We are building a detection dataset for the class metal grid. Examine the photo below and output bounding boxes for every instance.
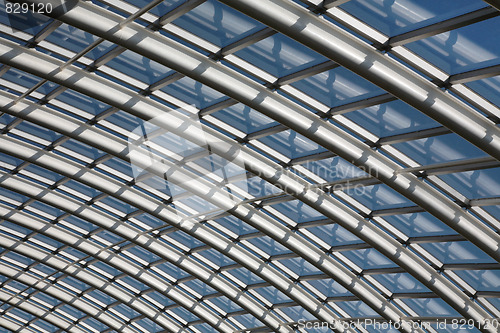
[0,0,499,332]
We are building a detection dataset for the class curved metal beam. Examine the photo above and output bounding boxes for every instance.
[0,236,142,333]
[17,0,498,274]
[0,87,486,332]
[0,261,145,333]
[0,130,353,331]
[0,92,407,332]
[0,40,494,332]
[31,0,499,266]
[0,204,232,333]
[0,290,93,333]
[219,0,500,161]
[0,174,289,333]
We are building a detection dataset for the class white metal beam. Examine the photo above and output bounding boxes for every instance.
[217,0,500,160]
[0,136,359,330]
[0,235,151,333]
[0,80,423,333]
[0,172,290,333]
[25,0,500,267]
[0,55,408,332]
[0,204,233,333]
[0,264,121,333]
[0,42,493,331]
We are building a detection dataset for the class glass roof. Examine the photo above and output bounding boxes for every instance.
[0,0,499,332]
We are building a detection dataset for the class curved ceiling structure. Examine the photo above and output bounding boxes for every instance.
[0,0,499,332]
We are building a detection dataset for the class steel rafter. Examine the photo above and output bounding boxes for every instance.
[0,17,494,330]
[0,49,492,333]
[34,0,498,270]
[0,172,291,333]
[0,45,420,332]
[0,290,87,333]
[0,204,236,333]
[0,0,498,328]
[0,235,164,333]
[0,132,354,331]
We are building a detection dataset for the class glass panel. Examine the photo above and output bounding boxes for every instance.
[339,0,488,37]
[23,164,64,183]
[225,267,265,286]
[371,273,430,293]
[155,261,191,280]
[232,314,263,331]
[191,323,217,333]
[1,68,40,89]
[420,241,496,264]
[119,276,149,292]
[101,157,136,179]
[254,286,291,304]
[392,133,487,165]
[246,236,291,256]
[196,248,236,267]
[342,248,398,269]
[344,100,439,137]
[55,89,110,116]
[8,308,35,323]
[246,176,282,198]
[455,270,500,292]
[3,252,35,267]
[59,215,98,234]
[208,295,243,314]
[406,17,500,74]
[336,300,378,318]
[173,0,265,47]
[181,279,216,297]
[437,168,500,199]
[345,184,412,211]
[483,205,500,222]
[290,67,384,107]
[278,257,323,275]
[302,156,369,182]
[212,103,278,135]
[33,319,59,333]
[45,23,111,58]
[401,298,460,317]
[83,317,109,332]
[113,303,140,320]
[212,216,255,237]
[161,76,226,109]
[136,318,162,333]
[126,245,161,264]
[58,304,85,319]
[383,212,456,237]
[133,213,165,229]
[0,113,15,127]
[167,230,204,249]
[104,110,144,133]
[235,33,328,77]
[105,49,173,85]
[272,200,324,223]
[146,291,177,307]
[307,279,352,298]
[466,75,500,108]
[59,139,106,161]
[258,130,327,159]
[147,0,185,17]
[307,223,362,246]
